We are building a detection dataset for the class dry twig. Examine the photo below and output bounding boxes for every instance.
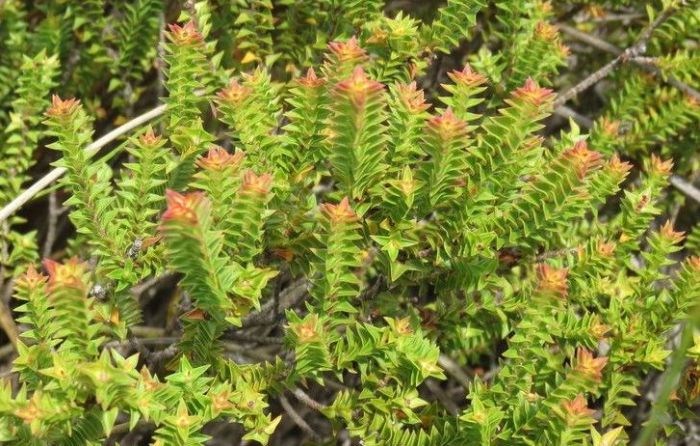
[0,104,166,223]
[554,4,680,108]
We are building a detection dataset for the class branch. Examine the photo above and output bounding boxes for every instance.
[42,191,62,258]
[241,279,310,327]
[0,104,166,223]
[670,175,700,205]
[553,57,622,108]
[559,20,700,104]
[291,387,327,411]
[438,354,471,388]
[425,379,459,415]
[0,299,18,349]
[224,332,284,345]
[554,4,679,108]
[279,395,321,440]
[555,105,594,129]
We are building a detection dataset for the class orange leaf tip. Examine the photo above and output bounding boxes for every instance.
[43,257,88,290]
[167,21,203,45]
[162,189,206,224]
[297,68,325,88]
[512,77,555,106]
[427,108,467,140]
[217,79,252,105]
[649,154,673,176]
[395,82,429,113]
[46,95,81,117]
[447,64,487,87]
[562,394,595,420]
[196,147,245,171]
[327,36,367,63]
[241,171,273,195]
[335,66,384,107]
[659,220,685,244]
[564,140,603,179]
[536,263,569,297]
[320,197,358,224]
[139,127,163,147]
[17,264,47,289]
[574,348,608,381]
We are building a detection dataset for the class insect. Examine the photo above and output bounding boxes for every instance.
[127,239,143,260]
[89,283,107,301]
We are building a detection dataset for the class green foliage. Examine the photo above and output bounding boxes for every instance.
[0,2,699,445]
[0,51,59,273]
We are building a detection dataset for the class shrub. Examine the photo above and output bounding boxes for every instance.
[0,1,699,445]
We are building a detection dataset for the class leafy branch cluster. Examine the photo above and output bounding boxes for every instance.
[0,1,699,445]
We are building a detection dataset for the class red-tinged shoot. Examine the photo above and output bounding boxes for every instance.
[297,68,325,88]
[45,95,81,118]
[196,146,245,172]
[606,154,633,182]
[167,21,204,45]
[162,189,207,225]
[395,82,430,113]
[659,220,685,244]
[562,394,595,422]
[534,22,558,41]
[16,264,48,289]
[556,42,571,58]
[43,258,88,291]
[599,117,621,137]
[427,108,467,141]
[320,197,358,225]
[512,77,555,107]
[139,127,163,147]
[649,154,674,177]
[327,36,367,65]
[447,64,488,88]
[574,348,608,382]
[335,66,384,108]
[210,388,233,415]
[217,79,252,106]
[536,263,569,297]
[564,140,603,179]
[240,170,273,195]
[596,240,616,257]
[687,256,700,272]
[289,313,322,342]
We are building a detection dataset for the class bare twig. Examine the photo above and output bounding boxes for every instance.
[104,336,178,350]
[560,19,700,104]
[292,387,327,411]
[438,354,471,388]
[425,379,459,415]
[242,279,309,327]
[279,395,320,440]
[558,24,621,54]
[554,4,679,108]
[554,57,623,108]
[0,342,15,360]
[590,12,644,24]
[225,332,284,345]
[2,277,14,305]
[42,191,61,258]
[555,105,594,128]
[109,420,154,437]
[0,104,167,223]
[0,299,18,349]
[131,272,177,307]
[670,175,700,205]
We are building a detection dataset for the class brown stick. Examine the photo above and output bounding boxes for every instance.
[559,19,700,104]
[554,4,680,108]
